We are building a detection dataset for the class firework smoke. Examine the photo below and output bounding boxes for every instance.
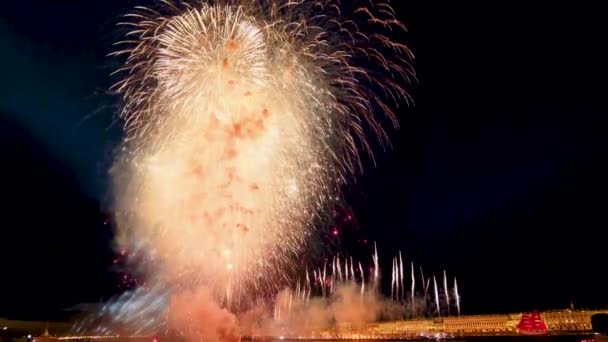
[254,251,460,338]
[73,247,462,338]
[263,284,380,336]
[108,0,411,339]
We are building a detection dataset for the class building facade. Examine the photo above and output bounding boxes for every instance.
[319,309,608,339]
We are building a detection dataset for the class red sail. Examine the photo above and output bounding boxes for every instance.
[517,311,548,333]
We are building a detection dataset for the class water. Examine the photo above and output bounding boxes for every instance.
[454,336,594,342]
[253,336,595,342]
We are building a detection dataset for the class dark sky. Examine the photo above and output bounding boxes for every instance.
[2,1,608,320]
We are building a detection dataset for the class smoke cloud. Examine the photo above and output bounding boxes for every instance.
[168,287,240,342]
[238,284,422,337]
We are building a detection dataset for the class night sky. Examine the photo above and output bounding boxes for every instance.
[2,1,608,320]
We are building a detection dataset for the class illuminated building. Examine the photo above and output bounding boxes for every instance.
[313,309,608,339]
[543,309,598,331]
[4,309,608,341]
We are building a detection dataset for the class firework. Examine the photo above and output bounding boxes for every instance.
[433,275,440,317]
[399,251,404,302]
[274,247,462,326]
[454,277,461,316]
[443,270,450,315]
[373,242,380,287]
[108,0,412,338]
[391,258,396,300]
[358,262,365,295]
[410,261,415,312]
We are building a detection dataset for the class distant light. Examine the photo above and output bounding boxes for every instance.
[27,334,32,338]
[2,326,7,330]
[279,336,284,340]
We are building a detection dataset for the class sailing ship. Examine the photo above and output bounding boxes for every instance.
[517,311,548,335]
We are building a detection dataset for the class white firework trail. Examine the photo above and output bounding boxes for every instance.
[373,242,380,288]
[345,257,350,282]
[443,270,450,316]
[454,276,461,316]
[322,263,327,297]
[433,275,440,317]
[350,257,355,282]
[399,251,404,302]
[307,269,312,303]
[337,254,343,283]
[410,261,415,312]
[332,256,337,285]
[305,267,311,301]
[71,286,169,336]
[425,273,431,299]
[391,257,396,300]
[394,257,398,302]
[420,266,426,298]
[358,261,365,296]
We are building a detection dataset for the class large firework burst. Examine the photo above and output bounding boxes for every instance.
[110,0,413,310]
